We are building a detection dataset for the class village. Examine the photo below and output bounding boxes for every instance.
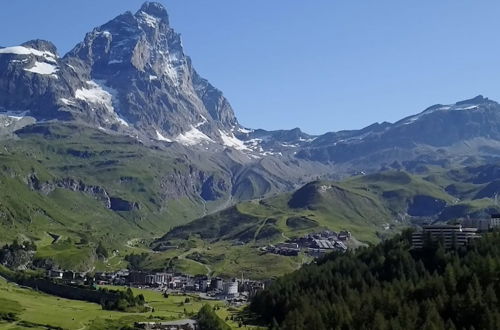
[47,267,267,306]
[43,216,500,311]
[44,229,355,306]
[262,229,351,257]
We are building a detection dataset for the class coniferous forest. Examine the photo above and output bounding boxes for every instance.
[250,230,500,330]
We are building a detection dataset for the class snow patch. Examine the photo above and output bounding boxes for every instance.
[281,143,299,148]
[237,127,253,134]
[456,105,479,110]
[245,138,263,146]
[194,115,208,128]
[156,130,171,142]
[10,59,29,64]
[175,126,214,146]
[24,62,58,77]
[74,80,128,127]
[0,110,30,121]
[159,50,183,85]
[116,117,129,127]
[137,11,159,27]
[261,151,280,156]
[75,81,115,113]
[401,102,482,126]
[219,130,250,151]
[60,98,76,106]
[0,46,57,63]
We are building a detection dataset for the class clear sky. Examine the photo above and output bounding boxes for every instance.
[1,1,499,134]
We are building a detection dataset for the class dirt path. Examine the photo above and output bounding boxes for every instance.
[177,248,212,277]
[281,232,290,240]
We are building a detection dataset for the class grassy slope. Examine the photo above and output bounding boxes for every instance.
[164,171,451,245]
[3,122,500,279]
[0,123,212,271]
[155,169,500,278]
[0,276,253,330]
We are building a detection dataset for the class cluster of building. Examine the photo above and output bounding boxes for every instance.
[263,230,350,258]
[411,215,500,249]
[47,267,265,303]
[127,272,266,303]
[462,215,500,232]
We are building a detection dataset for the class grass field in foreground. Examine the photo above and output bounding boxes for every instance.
[0,277,257,329]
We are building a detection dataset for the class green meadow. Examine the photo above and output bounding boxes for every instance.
[0,277,258,329]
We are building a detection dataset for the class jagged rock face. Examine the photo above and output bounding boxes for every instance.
[27,174,140,212]
[0,40,131,129]
[0,2,239,144]
[109,197,139,211]
[158,166,231,202]
[0,40,72,120]
[65,1,238,138]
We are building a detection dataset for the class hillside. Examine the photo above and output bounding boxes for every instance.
[3,121,499,278]
[0,274,239,329]
[0,123,209,270]
[149,167,500,278]
[0,121,328,274]
[161,168,500,246]
[250,230,500,329]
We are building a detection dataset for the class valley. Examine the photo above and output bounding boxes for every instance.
[1,1,500,329]
[2,120,500,279]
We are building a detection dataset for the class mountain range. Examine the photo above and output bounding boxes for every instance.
[3,2,500,172]
[2,2,500,273]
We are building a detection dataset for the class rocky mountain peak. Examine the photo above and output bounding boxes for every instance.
[21,40,58,55]
[0,2,244,148]
[455,95,490,106]
[422,95,495,114]
[57,2,240,144]
[136,2,170,25]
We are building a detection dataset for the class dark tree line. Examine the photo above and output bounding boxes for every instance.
[0,239,36,269]
[99,287,145,312]
[124,252,149,270]
[250,230,500,330]
[196,304,231,330]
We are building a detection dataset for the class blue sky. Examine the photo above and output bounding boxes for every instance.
[1,1,499,134]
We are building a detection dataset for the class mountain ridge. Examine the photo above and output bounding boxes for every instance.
[2,2,499,163]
